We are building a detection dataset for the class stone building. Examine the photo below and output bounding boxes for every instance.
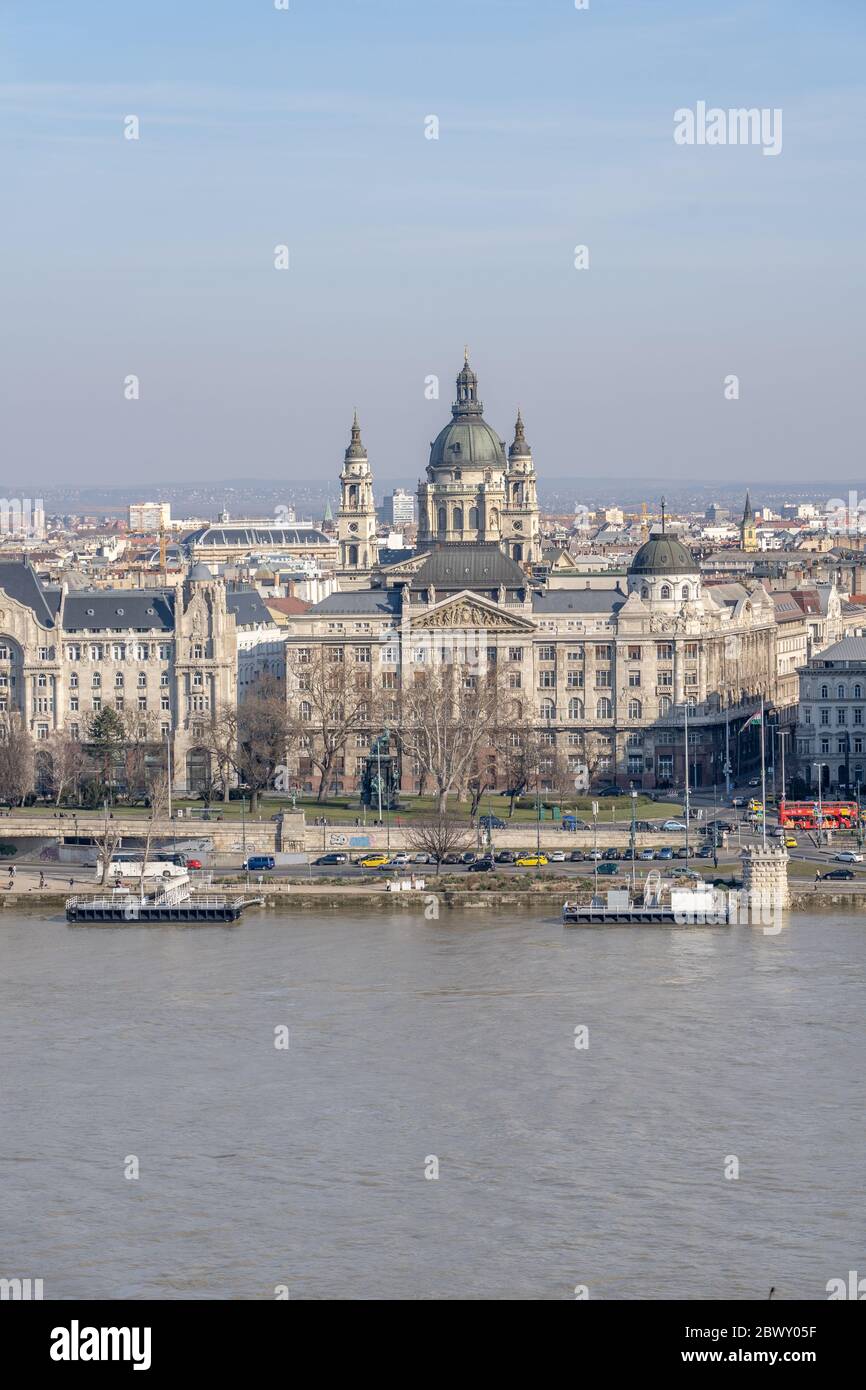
[0,559,247,794]
[283,529,788,795]
[795,636,866,792]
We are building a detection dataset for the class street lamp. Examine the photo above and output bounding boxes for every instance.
[629,789,637,892]
[812,762,827,847]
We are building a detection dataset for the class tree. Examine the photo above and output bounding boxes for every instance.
[286,647,375,801]
[138,771,170,894]
[405,816,471,875]
[397,663,507,815]
[203,708,237,803]
[501,724,542,816]
[0,715,35,806]
[94,804,123,887]
[44,732,89,805]
[233,675,290,815]
[86,706,126,802]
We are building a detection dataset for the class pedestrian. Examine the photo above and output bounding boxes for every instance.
[39,872,45,889]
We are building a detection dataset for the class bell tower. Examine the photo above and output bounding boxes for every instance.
[741,491,758,552]
[501,410,541,564]
[337,412,378,572]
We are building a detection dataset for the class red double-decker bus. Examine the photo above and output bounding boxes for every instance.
[778,799,858,830]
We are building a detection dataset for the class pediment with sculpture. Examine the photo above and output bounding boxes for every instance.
[410,592,535,632]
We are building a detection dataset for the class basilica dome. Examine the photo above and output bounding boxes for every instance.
[427,351,507,474]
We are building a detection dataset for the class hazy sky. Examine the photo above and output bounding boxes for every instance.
[1,0,863,493]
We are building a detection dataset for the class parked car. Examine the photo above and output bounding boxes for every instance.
[662,820,687,832]
[587,849,603,860]
[731,797,746,808]
[357,853,389,869]
[822,868,855,880]
[748,778,761,787]
[389,852,411,866]
[598,786,626,797]
[460,851,476,865]
[561,815,589,831]
[656,847,674,860]
[602,847,620,860]
[185,858,204,870]
[313,852,348,865]
[442,853,462,865]
[467,857,495,872]
[515,853,548,867]
[638,848,655,861]
[412,852,434,864]
[596,861,619,874]
[244,854,275,872]
[548,850,566,862]
[834,851,863,863]
[496,850,517,863]
[478,815,506,829]
[569,849,586,862]
[716,821,735,833]
[636,821,653,833]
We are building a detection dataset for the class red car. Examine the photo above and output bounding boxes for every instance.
[185,858,203,870]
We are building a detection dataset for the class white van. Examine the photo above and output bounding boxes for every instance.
[95,857,187,882]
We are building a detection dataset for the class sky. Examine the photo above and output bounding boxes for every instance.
[0,0,863,495]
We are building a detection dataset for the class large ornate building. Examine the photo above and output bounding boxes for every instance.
[284,526,788,795]
[0,560,268,793]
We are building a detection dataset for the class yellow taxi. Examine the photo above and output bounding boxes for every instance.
[784,836,798,848]
[357,853,389,869]
[515,853,548,868]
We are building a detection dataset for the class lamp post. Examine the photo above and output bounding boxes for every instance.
[812,762,826,847]
[778,729,788,804]
[630,789,637,893]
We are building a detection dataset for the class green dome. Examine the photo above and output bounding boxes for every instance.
[429,415,506,472]
[629,534,696,575]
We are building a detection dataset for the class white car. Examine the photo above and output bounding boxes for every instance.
[548,850,566,862]
[389,852,411,866]
[834,851,863,863]
[662,820,687,832]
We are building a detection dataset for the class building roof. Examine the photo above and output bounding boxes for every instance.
[62,591,175,631]
[265,596,313,617]
[186,526,333,548]
[309,589,402,616]
[0,560,57,628]
[411,543,527,591]
[226,589,274,627]
[811,637,866,664]
[628,534,697,576]
[532,587,627,615]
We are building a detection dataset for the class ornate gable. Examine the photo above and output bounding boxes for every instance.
[410,590,534,632]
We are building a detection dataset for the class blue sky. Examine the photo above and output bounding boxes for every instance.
[1,0,863,492]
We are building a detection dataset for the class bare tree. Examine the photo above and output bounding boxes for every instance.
[204,708,237,803]
[44,732,89,806]
[233,674,290,815]
[500,722,542,816]
[0,714,35,806]
[286,647,375,802]
[138,771,171,895]
[94,805,123,887]
[404,816,471,874]
[397,664,506,815]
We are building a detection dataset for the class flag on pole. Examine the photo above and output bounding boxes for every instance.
[737,711,762,736]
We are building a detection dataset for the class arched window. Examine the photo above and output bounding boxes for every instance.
[452,507,463,531]
[299,701,312,722]
[468,506,479,529]
[568,697,584,720]
[628,699,642,719]
[855,685,862,699]
[437,507,447,532]
[659,695,672,716]
[660,584,671,600]
[681,585,689,599]
[838,684,845,699]
[641,585,649,600]
[540,699,556,720]
[115,672,124,688]
[513,543,523,561]
[596,697,612,719]
[348,544,358,566]
[821,684,828,699]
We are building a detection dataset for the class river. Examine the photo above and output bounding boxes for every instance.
[1,907,864,1299]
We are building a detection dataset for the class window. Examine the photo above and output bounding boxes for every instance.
[681,586,690,600]
[566,671,583,688]
[138,672,147,688]
[820,708,830,726]
[327,647,344,663]
[539,646,555,662]
[856,709,864,726]
[539,699,556,720]
[508,671,522,689]
[657,755,673,779]
[627,646,640,661]
[628,670,641,687]
[595,669,611,688]
[595,645,611,660]
[820,684,828,699]
[685,643,698,659]
[658,670,673,687]
[567,647,584,661]
[657,643,673,660]
[659,696,672,716]
[161,695,170,710]
[596,697,612,719]
[508,647,523,662]
[628,699,642,719]
[115,672,124,688]
[138,696,147,711]
[838,684,845,699]
[641,585,649,600]
[354,646,371,663]
[568,697,584,719]
[838,709,847,725]
[856,685,863,699]
[539,670,556,688]
[160,672,169,687]
[660,585,671,600]
[91,673,101,689]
